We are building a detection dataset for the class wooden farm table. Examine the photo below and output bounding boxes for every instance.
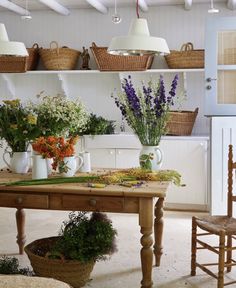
[0,171,169,288]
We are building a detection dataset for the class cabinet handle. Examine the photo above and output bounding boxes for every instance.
[89,199,97,206]
[206,77,217,82]
[109,150,114,155]
[117,150,121,155]
[16,197,23,204]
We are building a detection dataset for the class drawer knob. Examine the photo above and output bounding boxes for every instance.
[16,197,23,204]
[89,199,97,206]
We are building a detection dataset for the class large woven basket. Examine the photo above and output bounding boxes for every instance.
[27,43,40,70]
[165,43,204,69]
[25,236,95,288]
[0,56,27,72]
[40,41,80,70]
[166,108,199,136]
[90,42,154,71]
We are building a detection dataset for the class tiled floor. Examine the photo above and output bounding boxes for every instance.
[0,208,235,288]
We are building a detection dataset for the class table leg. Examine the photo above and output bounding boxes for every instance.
[139,198,153,288]
[153,198,164,267]
[16,208,26,255]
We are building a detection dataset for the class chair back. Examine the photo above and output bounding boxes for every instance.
[228,144,236,217]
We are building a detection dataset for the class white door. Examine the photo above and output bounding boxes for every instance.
[88,148,116,169]
[211,117,236,215]
[115,149,140,169]
[205,17,236,116]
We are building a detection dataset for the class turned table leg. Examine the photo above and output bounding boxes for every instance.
[16,208,26,254]
[153,198,164,267]
[139,198,153,288]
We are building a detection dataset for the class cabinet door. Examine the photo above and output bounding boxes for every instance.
[116,149,140,169]
[87,149,116,169]
[160,139,209,210]
[205,17,236,115]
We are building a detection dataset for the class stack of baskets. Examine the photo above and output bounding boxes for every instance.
[165,43,204,69]
[166,108,199,136]
[40,41,80,70]
[90,42,154,71]
[0,56,28,73]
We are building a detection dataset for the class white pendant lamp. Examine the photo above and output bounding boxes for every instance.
[0,23,28,56]
[108,0,169,56]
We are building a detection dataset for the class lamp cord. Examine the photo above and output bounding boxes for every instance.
[136,0,140,18]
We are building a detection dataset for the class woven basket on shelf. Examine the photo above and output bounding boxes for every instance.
[27,43,40,70]
[25,236,95,288]
[166,108,199,136]
[165,43,204,69]
[40,41,80,70]
[90,42,154,71]
[0,56,28,72]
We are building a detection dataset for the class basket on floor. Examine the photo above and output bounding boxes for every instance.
[25,236,95,288]
[166,108,199,136]
[90,42,154,71]
[27,43,40,70]
[40,41,80,70]
[165,43,204,69]
[0,56,28,72]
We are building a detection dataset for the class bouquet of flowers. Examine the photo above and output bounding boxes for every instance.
[0,99,39,152]
[32,93,88,137]
[32,136,77,173]
[112,75,178,146]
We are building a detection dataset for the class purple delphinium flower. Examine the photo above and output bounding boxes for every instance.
[143,84,153,107]
[167,74,178,104]
[122,76,142,117]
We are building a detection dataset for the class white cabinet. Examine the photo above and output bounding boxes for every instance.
[82,135,209,211]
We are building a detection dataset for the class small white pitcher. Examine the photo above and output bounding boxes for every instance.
[3,150,30,174]
[79,151,91,173]
[61,155,83,177]
[32,155,48,179]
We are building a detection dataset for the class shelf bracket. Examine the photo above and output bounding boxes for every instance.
[1,74,16,97]
[57,73,69,97]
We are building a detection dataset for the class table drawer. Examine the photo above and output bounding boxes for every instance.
[0,193,49,209]
[62,195,124,212]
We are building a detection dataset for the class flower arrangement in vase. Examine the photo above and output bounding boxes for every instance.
[0,99,40,173]
[32,136,83,177]
[112,75,178,171]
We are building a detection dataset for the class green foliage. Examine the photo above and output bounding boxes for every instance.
[0,99,40,152]
[80,113,115,135]
[51,212,117,263]
[0,256,33,276]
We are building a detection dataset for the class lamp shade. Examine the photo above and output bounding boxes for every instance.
[108,18,170,56]
[0,23,28,56]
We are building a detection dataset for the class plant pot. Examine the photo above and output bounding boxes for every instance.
[139,145,163,171]
[24,236,95,288]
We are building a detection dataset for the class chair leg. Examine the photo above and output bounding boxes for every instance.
[218,232,226,288]
[191,216,197,276]
[226,235,232,273]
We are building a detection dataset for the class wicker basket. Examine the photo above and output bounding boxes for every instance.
[25,236,95,288]
[40,41,80,70]
[90,42,154,71]
[166,108,199,136]
[165,43,204,69]
[27,43,40,70]
[0,56,27,72]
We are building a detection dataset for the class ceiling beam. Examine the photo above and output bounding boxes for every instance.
[37,0,70,16]
[184,0,192,10]
[138,0,148,12]
[227,0,236,10]
[0,0,29,15]
[85,0,108,14]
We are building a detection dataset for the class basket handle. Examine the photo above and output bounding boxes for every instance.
[50,41,59,55]
[32,43,39,49]
[180,42,194,51]
[91,42,97,48]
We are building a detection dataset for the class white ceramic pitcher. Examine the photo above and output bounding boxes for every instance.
[32,155,48,179]
[61,155,83,177]
[3,150,30,174]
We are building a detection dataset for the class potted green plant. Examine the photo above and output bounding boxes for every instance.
[24,211,117,288]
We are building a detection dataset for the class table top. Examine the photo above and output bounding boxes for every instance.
[0,170,169,198]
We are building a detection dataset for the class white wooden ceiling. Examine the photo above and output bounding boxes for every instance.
[0,0,233,13]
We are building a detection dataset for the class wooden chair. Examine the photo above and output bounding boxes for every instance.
[191,144,236,288]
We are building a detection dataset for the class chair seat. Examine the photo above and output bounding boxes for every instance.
[195,215,236,235]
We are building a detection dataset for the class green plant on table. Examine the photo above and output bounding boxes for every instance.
[0,99,39,152]
[0,256,33,276]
